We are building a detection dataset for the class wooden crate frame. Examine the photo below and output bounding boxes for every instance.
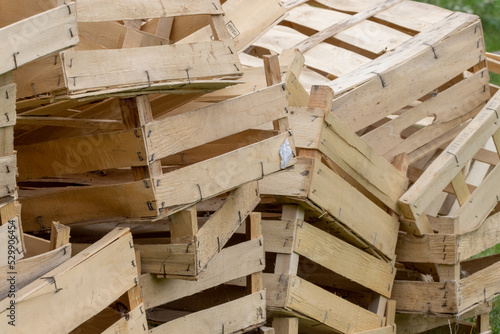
[246,1,489,171]
[259,204,396,334]
[139,212,266,333]
[260,86,404,261]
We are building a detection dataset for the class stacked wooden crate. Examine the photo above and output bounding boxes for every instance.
[2,0,500,333]
[243,0,496,333]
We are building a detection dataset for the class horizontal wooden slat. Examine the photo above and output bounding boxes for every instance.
[76,0,224,22]
[294,222,395,297]
[20,180,157,231]
[392,280,457,314]
[262,220,296,254]
[328,14,483,131]
[0,228,137,333]
[319,113,408,212]
[135,242,196,276]
[396,232,457,264]
[16,116,124,130]
[288,276,383,332]
[309,160,399,259]
[0,4,79,75]
[145,84,287,160]
[61,40,241,94]
[399,91,500,220]
[17,128,147,180]
[458,211,500,261]
[150,291,266,334]
[141,237,265,309]
[156,132,296,209]
[460,257,500,313]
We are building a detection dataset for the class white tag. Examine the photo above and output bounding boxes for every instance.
[279,138,292,169]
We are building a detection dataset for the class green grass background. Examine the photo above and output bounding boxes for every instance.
[417,0,500,331]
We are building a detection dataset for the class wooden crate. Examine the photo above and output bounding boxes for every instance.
[260,204,397,334]
[389,91,500,331]
[0,227,149,334]
[138,212,266,334]
[245,0,489,167]
[17,83,295,231]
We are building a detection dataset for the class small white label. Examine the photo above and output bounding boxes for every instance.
[279,138,292,169]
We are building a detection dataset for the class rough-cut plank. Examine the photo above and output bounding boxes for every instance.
[399,91,500,220]
[308,160,399,259]
[79,21,167,49]
[320,113,408,212]
[0,154,17,198]
[61,40,241,94]
[141,237,264,309]
[328,16,483,131]
[76,0,224,22]
[156,132,296,209]
[0,228,137,333]
[395,232,457,264]
[262,220,296,254]
[0,84,16,128]
[150,291,266,333]
[0,244,71,300]
[294,222,394,297]
[135,242,196,276]
[460,260,500,313]
[196,182,260,271]
[391,280,457,314]
[288,276,383,333]
[178,0,285,52]
[17,128,147,180]
[20,180,157,231]
[0,4,79,75]
[145,84,287,160]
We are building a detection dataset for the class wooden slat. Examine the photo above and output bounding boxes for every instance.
[458,211,500,261]
[178,0,286,52]
[362,69,490,160]
[17,128,147,180]
[20,180,157,231]
[291,0,405,53]
[0,84,16,128]
[0,0,60,27]
[320,113,408,212]
[253,25,371,78]
[0,244,71,300]
[150,291,266,333]
[61,40,241,95]
[399,91,500,220]
[287,276,383,333]
[328,15,483,131]
[294,222,395,297]
[0,228,137,333]
[196,182,260,272]
[391,280,457,314]
[0,4,79,75]
[262,220,296,254]
[135,242,196,276]
[460,260,500,314]
[308,160,399,259]
[0,154,17,198]
[0,217,24,266]
[395,232,457,264]
[16,116,123,130]
[144,84,287,160]
[455,160,500,233]
[156,132,296,209]
[141,237,265,309]
[76,0,224,22]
